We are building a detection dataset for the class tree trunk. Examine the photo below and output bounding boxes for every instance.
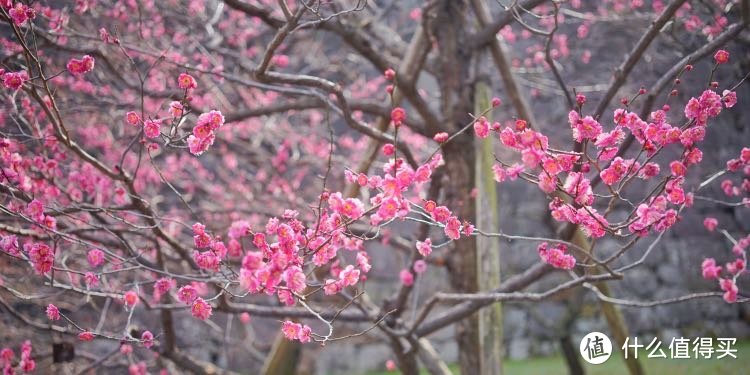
[474,82,504,374]
[432,1,483,373]
[560,335,585,375]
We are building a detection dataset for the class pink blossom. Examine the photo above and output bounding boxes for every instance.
[177,285,198,304]
[722,90,737,108]
[444,216,461,240]
[433,132,449,143]
[390,107,406,125]
[719,278,738,303]
[382,143,395,156]
[713,49,729,64]
[66,55,95,76]
[240,312,251,324]
[191,298,212,320]
[78,332,95,342]
[25,242,54,274]
[168,101,184,117]
[399,269,414,286]
[416,238,432,257]
[283,266,306,293]
[701,258,722,279]
[46,304,60,321]
[703,217,718,232]
[2,71,28,91]
[143,120,161,138]
[87,248,105,267]
[178,73,197,89]
[474,117,490,138]
[669,161,687,177]
[141,331,154,348]
[281,320,310,342]
[726,258,745,275]
[84,272,99,288]
[123,290,139,308]
[413,260,427,274]
[537,242,576,270]
[569,111,602,142]
[125,111,140,126]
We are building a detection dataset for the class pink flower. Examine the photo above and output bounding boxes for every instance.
[416,238,432,257]
[187,133,215,156]
[168,101,184,117]
[413,260,427,274]
[2,71,28,91]
[719,278,738,303]
[143,119,161,138]
[382,143,395,156]
[444,216,461,240]
[154,278,174,294]
[669,161,686,177]
[474,117,490,138]
[569,111,602,142]
[123,290,139,308]
[726,258,745,275]
[703,217,718,232]
[537,172,557,194]
[339,265,360,287]
[84,272,99,288]
[399,269,414,286]
[66,55,95,76]
[390,107,406,125]
[491,97,502,107]
[538,242,576,270]
[240,312,251,324]
[433,132,449,143]
[298,325,312,343]
[701,258,722,279]
[178,73,197,89]
[197,110,225,130]
[8,3,34,25]
[46,304,60,321]
[281,321,302,340]
[141,331,154,348]
[25,242,54,274]
[283,266,307,293]
[722,90,737,108]
[87,248,105,267]
[177,285,198,304]
[713,49,729,64]
[125,111,141,126]
[191,298,212,320]
[386,360,397,371]
[78,332,95,342]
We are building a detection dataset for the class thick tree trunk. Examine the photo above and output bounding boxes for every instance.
[431,1,483,374]
[560,335,585,375]
[474,82,504,374]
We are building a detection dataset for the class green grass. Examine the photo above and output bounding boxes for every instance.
[367,340,750,375]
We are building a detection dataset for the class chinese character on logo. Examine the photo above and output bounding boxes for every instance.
[579,332,613,365]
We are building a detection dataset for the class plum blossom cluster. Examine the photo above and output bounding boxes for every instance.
[1,69,29,91]
[187,110,225,156]
[701,233,748,303]
[489,80,738,241]
[0,341,35,374]
[281,321,312,343]
[537,242,576,270]
[66,55,95,76]
[4,2,36,26]
[722,147,750,201]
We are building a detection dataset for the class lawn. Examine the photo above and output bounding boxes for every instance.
[367,340,750,375]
